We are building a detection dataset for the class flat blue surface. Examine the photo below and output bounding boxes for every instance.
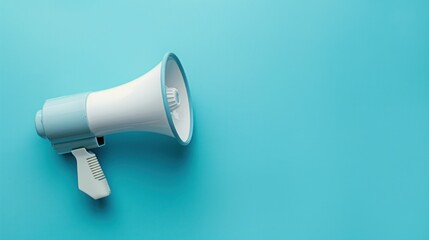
[1,1,428,239]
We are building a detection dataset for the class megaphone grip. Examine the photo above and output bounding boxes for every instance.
[71,148,111,200]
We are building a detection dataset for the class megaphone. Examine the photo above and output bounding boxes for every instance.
[35,52,193,200]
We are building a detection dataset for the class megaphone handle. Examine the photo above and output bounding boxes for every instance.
[71,148,111,200]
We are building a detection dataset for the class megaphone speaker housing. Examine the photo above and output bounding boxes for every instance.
[83,52,193,146]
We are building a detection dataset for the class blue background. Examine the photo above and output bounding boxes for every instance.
[1,0,428,239]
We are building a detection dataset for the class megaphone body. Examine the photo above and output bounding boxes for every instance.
[35,53,193,199]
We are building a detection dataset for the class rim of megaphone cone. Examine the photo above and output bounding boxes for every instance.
[161,52,194,146]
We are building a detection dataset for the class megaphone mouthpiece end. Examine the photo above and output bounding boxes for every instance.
[35,110,46,138]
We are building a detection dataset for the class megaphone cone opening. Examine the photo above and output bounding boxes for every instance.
[161,52,193,146]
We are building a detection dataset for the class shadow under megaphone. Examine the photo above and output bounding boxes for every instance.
[97,131,193,168]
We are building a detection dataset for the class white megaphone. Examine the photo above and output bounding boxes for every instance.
[35,53,193,200]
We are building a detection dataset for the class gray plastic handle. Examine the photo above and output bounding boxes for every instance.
[71,148,111,199]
